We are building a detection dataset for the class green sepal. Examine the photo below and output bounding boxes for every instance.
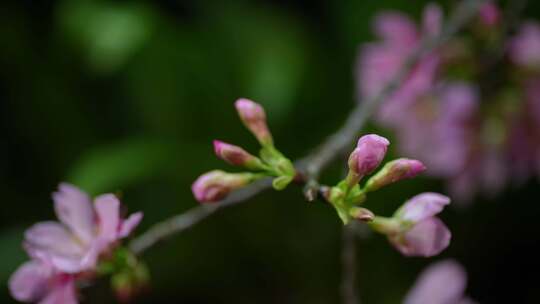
[272,175,294,190]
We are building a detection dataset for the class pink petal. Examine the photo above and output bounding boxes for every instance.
[39,275,78,304]
[94,194,121,242]
[25,222,89,274]
[119,212,143,238]
[397,217,451,257]
[374,12,419,46]
[397,193,450,222]
[9,261,52,302]
[509,22,540,67]
[53,183,95,244]
[25,222,84,257]
[404,259,467,304]
[422,3,443,37]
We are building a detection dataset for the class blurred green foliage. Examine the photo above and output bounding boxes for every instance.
[1,0,540,303]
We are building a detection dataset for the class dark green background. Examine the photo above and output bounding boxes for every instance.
[1,0,539,303]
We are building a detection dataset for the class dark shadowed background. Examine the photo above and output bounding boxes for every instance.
[1,0,540,303]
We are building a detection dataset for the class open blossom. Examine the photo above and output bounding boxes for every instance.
[405,259,475,304]
[357,3,442,126]
[9,183,143,304]
[370,193,451,257]
[10,260,77,304]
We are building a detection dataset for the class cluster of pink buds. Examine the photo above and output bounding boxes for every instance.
[9,183,145,304]
[192,99,296,203]
[324,134,450,257]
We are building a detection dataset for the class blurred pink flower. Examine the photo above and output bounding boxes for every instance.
[10,260,78,304]
[357,4,442,126]
[9,183,143,303]
[23,183,142,274]
[509,22,540,69]
[478,2,500,27]
[405,259,475,304]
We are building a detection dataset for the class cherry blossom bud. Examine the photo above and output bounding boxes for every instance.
[213,140,265,170]
[192,170,258,203]
[370,193,451,257]
[235,98,273,146]
[349,207,375,222]
[365,158,426,192]
[347,135,390,183]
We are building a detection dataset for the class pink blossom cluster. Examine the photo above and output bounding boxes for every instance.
[9,183,142,304]
[357,2,540,202]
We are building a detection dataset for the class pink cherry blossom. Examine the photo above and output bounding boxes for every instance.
[405,259,472,304]
[357,4,442,126]
[391,193,451,257]
[23,183,142,274]
[9,259,78,304]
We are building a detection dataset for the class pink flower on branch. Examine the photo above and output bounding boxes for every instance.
[370,193,451,257]
[9,183,143,304]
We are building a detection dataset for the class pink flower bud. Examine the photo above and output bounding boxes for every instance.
[365,158,426,191]
[348,134,390,180]
[235,98,273,146]
[192,170,255,203]
[213,140,264,169]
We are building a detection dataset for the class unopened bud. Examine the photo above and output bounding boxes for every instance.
[349,207,375,222]
[235,98,273,146]
[347,134,389,185]
[213,140,265,170]
[192,170,257,203]
[365,158,426,192]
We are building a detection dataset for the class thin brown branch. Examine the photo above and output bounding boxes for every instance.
[129,0,486,256]
[341,224,360,304]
